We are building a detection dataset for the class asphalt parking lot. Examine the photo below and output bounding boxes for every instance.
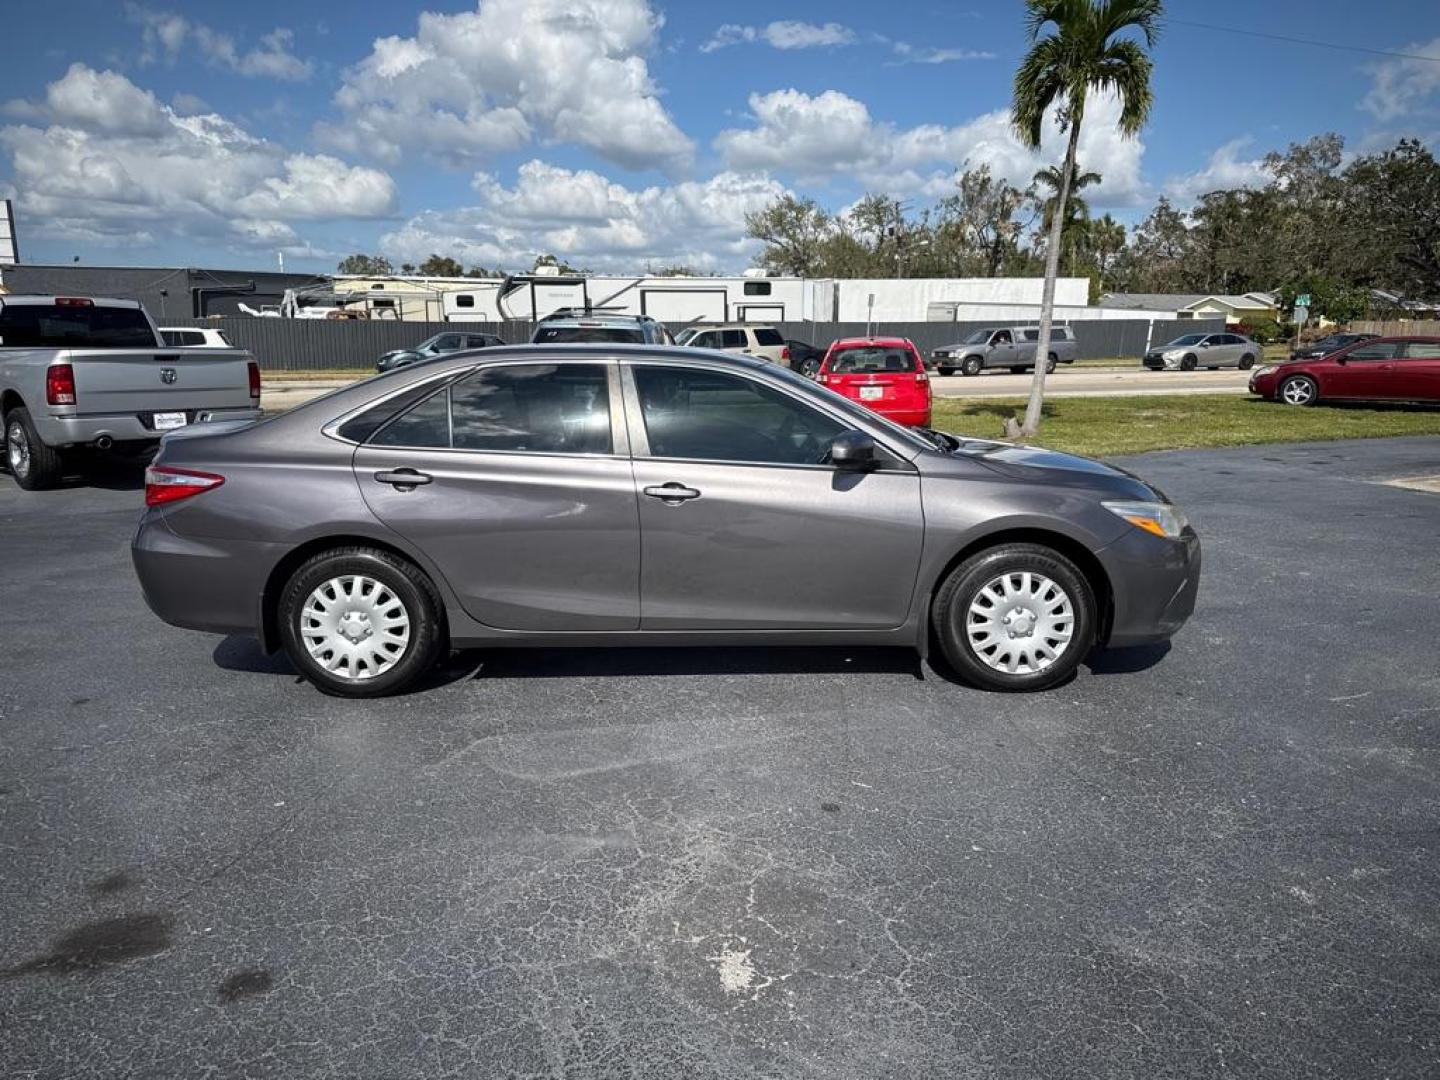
[2,437,1439,1079]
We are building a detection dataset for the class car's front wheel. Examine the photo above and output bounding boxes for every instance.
[1180,355,1198,371]
[1279,374,1319,406]
[279,546,446,697]
[932,543,1096,692]
[961,356,983,377]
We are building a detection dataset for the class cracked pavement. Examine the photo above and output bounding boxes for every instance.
[2,437,1439,1078]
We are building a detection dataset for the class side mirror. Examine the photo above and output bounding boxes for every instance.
[829,431,877,471]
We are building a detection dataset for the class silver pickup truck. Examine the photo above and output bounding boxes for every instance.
[931,325,1081,376]
[1,295,261,489]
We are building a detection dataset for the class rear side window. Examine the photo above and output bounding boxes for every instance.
[754,328,784,346]
[0,303,157,348]
[720,329,747,348]
[1402,341,1440,359]
[371,363,611,454]
[827,347,918,374]
[533,326,644,344]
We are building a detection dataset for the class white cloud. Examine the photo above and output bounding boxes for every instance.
[126,4,314,81]
[888,43,995,65]
[701,21,855,53]
[381,160,788,272]
[319,0,691,173]
[714,88,1147,205]
[1362,37,1440,120]
[1164,138,1274,201]
[0,64,395,252]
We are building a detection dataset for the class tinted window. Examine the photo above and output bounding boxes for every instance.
[1346,342,1401,360]
[754,328,784,346]
[337,376,458,444]
[371,388,452,448]
[435,335,462,350]
[743,281,772,296]
[634,366,847,466]
[0,303,157,348]
[454,294,475,308]
[1022,329,1039,342]
[720,329,747,349]
[828,347,918,374]
[533,326,644,344]
[465,335,498,348]
[688,330,717,348]
[1402,341,1440,359]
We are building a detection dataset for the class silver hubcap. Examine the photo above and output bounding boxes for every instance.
[1282,379,1313,405]
[301,574,411,681]
[7,421,30,479]
[966,571,1074,675]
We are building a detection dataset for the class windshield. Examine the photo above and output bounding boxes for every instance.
[0,303,158,348]
[533,326,645,344]
[961,329,992,344]
[674,328,700,345]
[827,346,917,374]
[1165,334,1206,347]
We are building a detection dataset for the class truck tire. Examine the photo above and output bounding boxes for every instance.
[4,407,66,490]
[961,356,983,377]
[1046,354,1058,374]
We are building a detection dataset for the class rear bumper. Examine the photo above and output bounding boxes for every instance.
[1097,526,1201,647]
[132,512,278,638]
[876,405,932,427]
[38,406,262,448]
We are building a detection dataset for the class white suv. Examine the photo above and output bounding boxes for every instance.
[675,324,790,367]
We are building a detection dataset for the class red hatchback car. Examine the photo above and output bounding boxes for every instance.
[817,337,932,427]
[1250,335,1440,406]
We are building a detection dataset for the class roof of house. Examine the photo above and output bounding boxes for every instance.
[1101,292,1278,312]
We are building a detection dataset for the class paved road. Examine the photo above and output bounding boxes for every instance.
[931,367,1252,398]
[2,438,1439,1078]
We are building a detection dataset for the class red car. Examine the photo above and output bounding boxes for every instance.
[817,337,932,426]
[1249,335,1440,406]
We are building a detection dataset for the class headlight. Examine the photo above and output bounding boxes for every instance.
[1252,364,1277,378]
[1102,500,1189,539]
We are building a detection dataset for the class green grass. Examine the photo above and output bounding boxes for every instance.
[932,394,1440,458]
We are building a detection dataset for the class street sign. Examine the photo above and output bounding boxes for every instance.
[1295,306,1310,327]
[1295,294,1311,308]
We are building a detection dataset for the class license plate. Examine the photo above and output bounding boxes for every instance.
[859,386,884,401]
[154,411,188,431]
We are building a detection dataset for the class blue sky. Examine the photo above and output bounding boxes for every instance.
[2,0,1437,273]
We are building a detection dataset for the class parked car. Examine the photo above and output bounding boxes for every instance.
[786,339,828,378]
[931,326,1079,376]
[1250,336,1440,406]
[161,326,234,348]
[1142,332,1259,371]
[2,295,261,490]
[133,345,1199,698]
[530,310,671,345]
[1289,332,1379,361]
[376,331,504,373]
[674,323,790,367]
[817,337,931,427]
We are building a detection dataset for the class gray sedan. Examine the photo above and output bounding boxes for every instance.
[133,346,1200,697]
[1143,332,1260,371]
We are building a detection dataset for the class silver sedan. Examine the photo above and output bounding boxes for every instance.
[1142,333,1260,371]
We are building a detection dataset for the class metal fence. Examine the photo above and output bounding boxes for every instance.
[164,315,1225,371]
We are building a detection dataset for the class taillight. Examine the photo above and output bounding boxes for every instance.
[247,361,261,402]
[781,346,790,363]
[144,465,225,507]
[54,297,94,308]
[46,364,76,406]
[915,371,929,382]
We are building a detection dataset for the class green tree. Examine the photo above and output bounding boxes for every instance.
[336,253,394,275]
[936,165,1030,277]
[417,254,466,277]
[1087,213,1126,291]
[1342,139,1440,299]
[1033,163,1102,277]
[1009,0,1161,438]
[744,194,832,276]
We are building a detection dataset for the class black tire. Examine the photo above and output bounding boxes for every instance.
[4,407,65,490]
[1278,374,1319,407]
[1180,354,1198,371]
[1045,353,1058,374]
[1238,354,1256,370]
[937,366,956,378]
[1009,366,1026,375]
[278,546,446,698]
[961,356,983,377]
[932,543,1096,693]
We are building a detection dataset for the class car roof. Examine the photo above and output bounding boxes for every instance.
[830,336,915,348]
[0,294,144,309]
[683,322,777,331]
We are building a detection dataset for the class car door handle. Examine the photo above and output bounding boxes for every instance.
[643,482,701,504]
[374,468,432,489]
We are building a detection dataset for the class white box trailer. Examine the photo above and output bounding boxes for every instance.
[439,274,812,323]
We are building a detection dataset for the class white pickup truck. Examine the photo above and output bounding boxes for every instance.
[1,295,261,489]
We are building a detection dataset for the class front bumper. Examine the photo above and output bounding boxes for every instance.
[1142,354,1175,370]
[39,407,263,448]
[1096,526,1201,647]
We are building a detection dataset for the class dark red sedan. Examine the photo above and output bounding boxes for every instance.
[817,337,932,426]
[1249,336,1440,405]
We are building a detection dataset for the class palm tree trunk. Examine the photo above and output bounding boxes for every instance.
[1013,119,1082,438]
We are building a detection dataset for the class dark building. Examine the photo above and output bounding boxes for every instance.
[0,263,329,319]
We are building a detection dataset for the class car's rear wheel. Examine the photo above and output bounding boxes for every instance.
[1180,355,1198,371]
[932,543,1096,692]
[961,356,983,377]
[5,407,65,491]
[1279,374,1319,406]
[279,546,446,697]
[1238,354,1256,370]
[1046,353,1058,374]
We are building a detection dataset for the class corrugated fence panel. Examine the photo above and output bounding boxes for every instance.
[1354,320,1440,336]
[164,316,1228,370]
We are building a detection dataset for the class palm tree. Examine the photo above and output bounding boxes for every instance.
[1006,0,1161,440]
[1034,164,1102,276]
